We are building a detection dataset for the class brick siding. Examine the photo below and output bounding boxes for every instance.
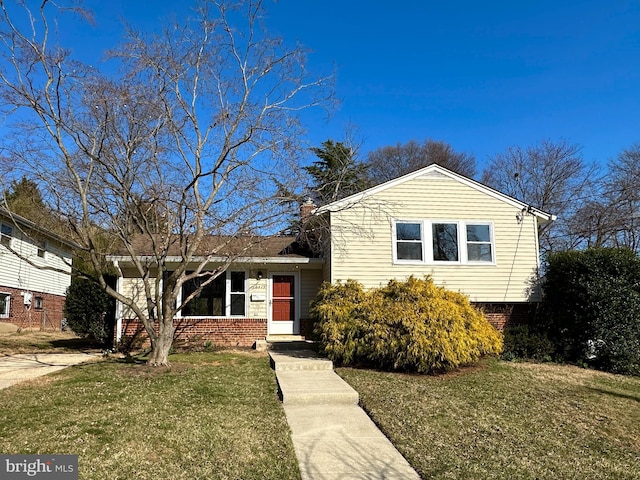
[119,317,268,348]
[0,286,65,330]
[475,302,533,330]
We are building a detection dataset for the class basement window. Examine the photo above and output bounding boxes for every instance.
[0,293,9,318]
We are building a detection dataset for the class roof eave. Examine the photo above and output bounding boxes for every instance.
[106,255,321,265]
[0,207,80,250]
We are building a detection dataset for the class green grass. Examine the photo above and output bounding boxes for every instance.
[338,360,640,480]
[0,351,300,480]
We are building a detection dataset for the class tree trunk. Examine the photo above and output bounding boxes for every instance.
[147,323,174,366]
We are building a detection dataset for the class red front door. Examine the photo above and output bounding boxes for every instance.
[272,275,295,322]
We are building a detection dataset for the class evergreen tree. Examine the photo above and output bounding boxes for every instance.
[304,140,369,205]
[3,176,47,221]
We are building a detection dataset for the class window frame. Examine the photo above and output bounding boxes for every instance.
[34,296,44,310]
[36,239,46,259]
[393,221,425,263]
[431,222,460,262]
[0,293,10,318]
[392,219,495,265]
[178,270,248,318]
[465,223,494,263]
[229,271,247,317]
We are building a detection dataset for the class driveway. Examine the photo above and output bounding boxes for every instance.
[0,353,102,390]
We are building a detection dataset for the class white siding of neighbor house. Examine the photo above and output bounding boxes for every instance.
[327,172,542,302]
[0,223,72,297]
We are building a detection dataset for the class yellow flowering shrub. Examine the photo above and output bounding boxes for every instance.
[311,276,503,373]
[309,280,369,365]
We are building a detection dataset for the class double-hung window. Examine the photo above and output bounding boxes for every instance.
[466,224,493,262]
[394,220,494,264]
[230,272,247,316]
[395,222,423,261]
[181,270,247,317]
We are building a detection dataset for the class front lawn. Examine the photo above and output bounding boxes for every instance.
[339,360,640,480]
[0,351,300,480]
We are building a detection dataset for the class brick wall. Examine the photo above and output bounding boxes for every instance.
[119,317,268,348]
[475,302,533,330]
[0,286,65,330]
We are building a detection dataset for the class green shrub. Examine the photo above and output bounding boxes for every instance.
[501,325,554,362]
[64,278,115,346]
[539,248,640,375]
[311,276,502,373]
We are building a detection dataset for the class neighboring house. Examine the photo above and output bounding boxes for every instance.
[111,164,554,347]
[0,209,75,330]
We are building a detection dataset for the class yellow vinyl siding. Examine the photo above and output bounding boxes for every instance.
[300,268,323,317]
[248,276,268,318]
[329,175,541,302]
[120,272,155,317]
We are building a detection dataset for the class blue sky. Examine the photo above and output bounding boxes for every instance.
[65,1,640,172]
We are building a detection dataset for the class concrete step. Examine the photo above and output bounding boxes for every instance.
[275,370,359,405]
[269,341,318,352]
[267,335,320,353]
[269,350,333,371]
[266,334,305,342]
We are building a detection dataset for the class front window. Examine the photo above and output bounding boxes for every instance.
[395,222,423,261]
[432,223,458,261]
[182,274,225,316]
[393,220,495,264]
[230,272,246,316]
[466,224,493,262]
[1,224,12,248]
[0,293,9,318]
[181,271,246,317]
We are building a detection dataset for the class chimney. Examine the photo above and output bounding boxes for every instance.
[300,198,316,222]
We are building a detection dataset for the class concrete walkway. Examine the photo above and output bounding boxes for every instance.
[0,353,101,390]
[270,349,421,480]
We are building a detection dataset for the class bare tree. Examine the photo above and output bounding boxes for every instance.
[596,145,640,252]
[0,0,330,365]
[481,139,598,254]
[366,139,476,185]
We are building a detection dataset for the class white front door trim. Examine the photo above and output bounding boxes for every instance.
[267,271,300,335]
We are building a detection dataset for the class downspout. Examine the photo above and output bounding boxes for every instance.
[532,213,551,302]
[113,260,124,343]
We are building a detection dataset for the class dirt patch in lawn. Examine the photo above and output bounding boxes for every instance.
[0,330,102,354]
[0,323,18,334]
